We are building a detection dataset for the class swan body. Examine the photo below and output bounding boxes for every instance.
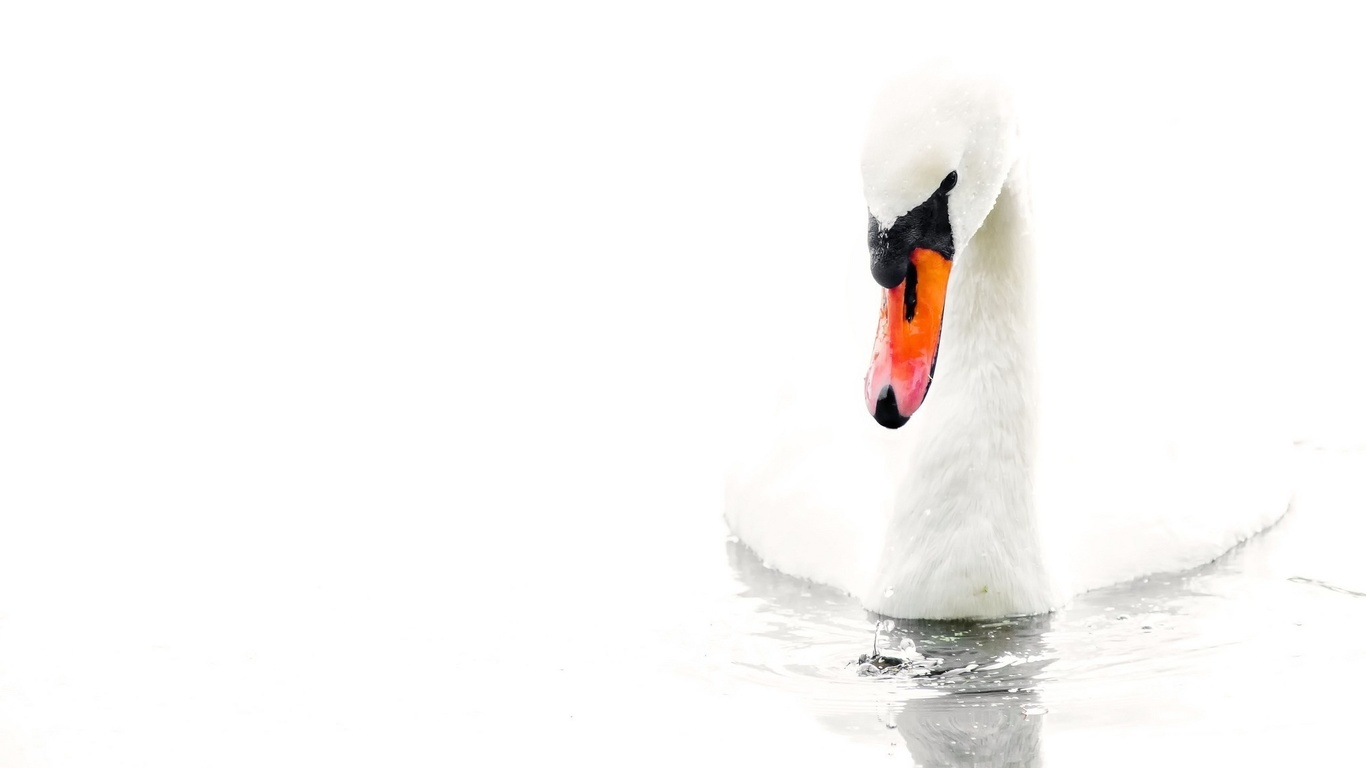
[724,63,1294,619]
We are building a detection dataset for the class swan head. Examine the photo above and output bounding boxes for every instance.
[861,64,1020,428]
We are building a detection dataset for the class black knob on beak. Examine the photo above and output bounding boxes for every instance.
[868,219,908,290]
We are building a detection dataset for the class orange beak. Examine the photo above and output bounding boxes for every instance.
[865,247,952,428]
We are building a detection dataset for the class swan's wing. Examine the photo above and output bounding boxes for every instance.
[723,367,907,598]
[1036,349,1296,595]
[1042,427,1293,595]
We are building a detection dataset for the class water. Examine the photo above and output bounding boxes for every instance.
[669,449,1366,765]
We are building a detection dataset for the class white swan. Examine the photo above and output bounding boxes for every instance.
[724,62,1295,620]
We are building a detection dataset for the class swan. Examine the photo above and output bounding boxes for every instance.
[723,62,1295,620]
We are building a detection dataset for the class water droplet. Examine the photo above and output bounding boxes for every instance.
[1021,703,1048,716]
[923,508,933,516]
[1007,688,1019,693]
[883,586,896,598]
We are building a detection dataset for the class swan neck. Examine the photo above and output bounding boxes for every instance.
[867,162,1057,619]
[941,164,1037,397]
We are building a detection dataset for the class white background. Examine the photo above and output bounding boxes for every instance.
[3,1,1365,764]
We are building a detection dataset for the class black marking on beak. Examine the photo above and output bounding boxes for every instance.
[873,385,910,429]
[868,171,957,290]
[903,259,918,322]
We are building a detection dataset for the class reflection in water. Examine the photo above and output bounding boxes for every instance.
[897,692,1042,768]
[886,617,1053,767]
